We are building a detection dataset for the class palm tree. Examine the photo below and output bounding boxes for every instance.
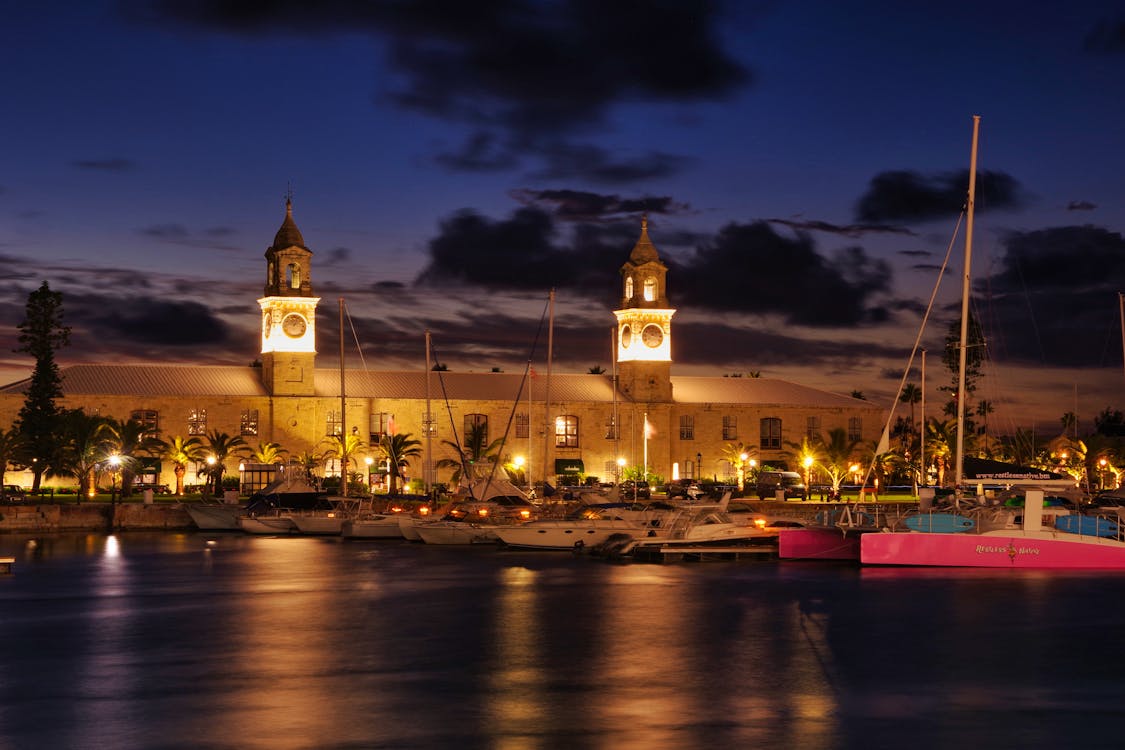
[817,427,861,497]
[786,436,822,494]
[436,422,504,486]
[720,441,758,490]
[248,441,288,465]
[320,433,365,496]
[924,417,957,486]
[900,383,922,433]
[201,430,249,497]
[587,365,606,374]
[104,417,163,497]
[291,450,322,486]
[0,427,30,490]
[157,435,206,496]
[975,399,994,442]
[379,432,423,495]
[52,410,113,498]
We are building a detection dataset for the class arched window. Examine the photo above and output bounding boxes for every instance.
[465,413,488,444]
[286,263,301,289]
[625,277,634,298]
[760,417,782,449]
[643,277,656,302]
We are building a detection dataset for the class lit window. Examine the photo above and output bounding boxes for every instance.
[370,412,392,442]
[326,410,342,437]
[555,415,578,448]
[625,277,634,299]
[241,409,259,436]
[604,416,618,440]
[643,278,656,301]
[188,408,207,436]
[286,263,301,288]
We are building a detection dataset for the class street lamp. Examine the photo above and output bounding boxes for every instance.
[616,457,626,485]
[109,454,121,527]
[1100,457,1109,490]
[738,452,749,491]
[696,452,702,482]
[206,455,217,498]
[802,455,814,497]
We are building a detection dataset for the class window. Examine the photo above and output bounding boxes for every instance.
[604,415,618,440]
[625,276,634,298]
[370,412,392,442]
[555,415,578,448]
[465,413,488,444]
[326,410,342,437]
[240,409,259,436]
[188,408,207,436]
[131,409,159,438]
[516,412,529,439]
[807,416,821,440]
[722,415,737,440]
[679,415,694,440]
[286,263,301,288]
[760,417,781,449]
[643,277,656,301]
[848,417,863,442]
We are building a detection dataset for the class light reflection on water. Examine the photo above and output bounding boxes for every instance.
[2,533,1125,749]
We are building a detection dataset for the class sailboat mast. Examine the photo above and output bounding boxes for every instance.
[954,115,981,492]
[920,348,926,487]
[424,329,433,497]
[1119,291,1124,383]
[339,297,347,497]
[543,289,555,489]
[611,328,619,475]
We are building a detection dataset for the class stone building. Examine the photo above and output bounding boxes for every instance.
[0,202,883,491]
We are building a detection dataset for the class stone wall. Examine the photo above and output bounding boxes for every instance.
[0,504,194,533]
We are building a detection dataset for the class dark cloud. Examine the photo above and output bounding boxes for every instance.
[71,158,136,171]
[75,296,229,346]
[1067,200,1097,211]
[511,188,688,222]
[854,169,1025,224]
[414,207,617,293]
[527,142,694,184]
[133,0,749,180]
[1084,18,1125,53]
[322,247,351,265]
[898,249,931,258]
[768,217,915,239]
[973,226,1125,366]
[674,222,892,326]
[139,223,241,250]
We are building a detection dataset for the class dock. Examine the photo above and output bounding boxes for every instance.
[0,557,14,574]
[631,544,778,563]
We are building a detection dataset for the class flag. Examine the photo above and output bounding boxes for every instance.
[529,366,538,379]
[388,414,398,436]
[644,417,655,439]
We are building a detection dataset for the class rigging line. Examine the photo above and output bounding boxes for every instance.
[342,302,370,372]
[862,210,965,489]
[428,341,468,484]
[481,295,553,491]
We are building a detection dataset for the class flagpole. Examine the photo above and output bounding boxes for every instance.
[543,289,554,489]
[643,411,649,480]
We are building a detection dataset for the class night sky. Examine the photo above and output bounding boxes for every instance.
[3,1,1124,433]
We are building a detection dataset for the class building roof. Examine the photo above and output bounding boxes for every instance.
[271,198,306,250]
[0,364,880,412]
[626,216,661,265]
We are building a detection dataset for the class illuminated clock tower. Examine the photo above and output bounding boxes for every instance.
[614,217,674,403]
[259,198,319,396]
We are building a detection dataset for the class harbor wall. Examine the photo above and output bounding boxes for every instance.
[0,504,194,533]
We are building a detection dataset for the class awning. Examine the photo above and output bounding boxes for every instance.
[554,458,585,475]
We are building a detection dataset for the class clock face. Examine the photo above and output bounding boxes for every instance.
[642,324,664,348]
[282,313,307,338]
[620,325,632,348]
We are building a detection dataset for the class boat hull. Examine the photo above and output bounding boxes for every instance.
[778,528,863,560]
[238,515,298,534]
[495,520,651,550]
[415,522,499,545]
[861,530,1125,568]
[185,503,245,531]
[342,516,404,539]
[289,515,345,535]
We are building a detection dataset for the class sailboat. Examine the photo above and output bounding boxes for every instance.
[859,117,1125,568]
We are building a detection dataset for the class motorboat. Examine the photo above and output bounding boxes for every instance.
[184,497,245,531]
[413,477,538,545]
[238,511,298,535]
[494,502,675,551]
[289,498,365,536]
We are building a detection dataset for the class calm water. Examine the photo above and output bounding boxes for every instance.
[2,533,1125,750]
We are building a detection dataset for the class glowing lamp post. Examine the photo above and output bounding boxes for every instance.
[802,455,814,497]
[616,457,626,485]
[108,454,121,527]
[738,452,749,492]
[206,455,216,498]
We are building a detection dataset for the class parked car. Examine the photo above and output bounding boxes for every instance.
[620,480,651,500]
[665,479,703,501]
[2,485,27,503]
[756,471,807,501]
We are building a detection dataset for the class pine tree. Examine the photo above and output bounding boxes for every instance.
[14,282,71,491]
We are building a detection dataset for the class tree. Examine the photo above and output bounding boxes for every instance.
[786,436,822,492]
[0,428,30,491]
[939,310,985,428]
[104,417,163,497]
[320,433,365,496]
[587,365,606,374]
[201,430,249,496]
[14,281,71,492]
[924,417,957,486]
[899,383,922,432]
[379,432,423,494]
[817,427,861,496]
[52,410,113,498]
[436,422,504,486]
[157,435,206,496]
[248,441,288,465]
[721,441,758,490]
